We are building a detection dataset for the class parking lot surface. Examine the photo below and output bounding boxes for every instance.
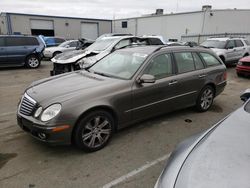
[0,61,249,188]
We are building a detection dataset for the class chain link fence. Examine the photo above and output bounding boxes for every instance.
[181,33,250,44]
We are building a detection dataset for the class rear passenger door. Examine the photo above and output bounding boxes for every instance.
[235,40,245,59]
[225,40,237,62]
[170,51,207,110]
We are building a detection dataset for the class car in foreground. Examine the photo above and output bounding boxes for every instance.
[17,46,226,152]
[200,37,250,65]
[43,39,93,59]
[0,35,45,68]
[50,35,164,75]
[154,89,250,188]
[236,55,250,77]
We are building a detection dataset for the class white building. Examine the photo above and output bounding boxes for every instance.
[113,6,250,43]
[0,12,112,40]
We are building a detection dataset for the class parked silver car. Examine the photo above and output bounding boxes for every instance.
[200,37,250,64]
[17,46,226,152]
[154,89,250,188]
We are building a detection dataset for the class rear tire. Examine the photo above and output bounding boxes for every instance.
[196,85,215,112]
[74,110,114,152]
[26,55,40,68]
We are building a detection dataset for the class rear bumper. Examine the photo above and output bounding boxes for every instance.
[17,115,72,145]
[216,80,227,97]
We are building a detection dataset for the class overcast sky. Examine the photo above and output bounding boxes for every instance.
[0,0,249,19]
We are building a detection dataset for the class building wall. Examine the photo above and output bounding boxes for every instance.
[113,9,250,41]
[0,13,112,39]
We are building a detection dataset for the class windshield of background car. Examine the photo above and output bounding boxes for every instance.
[59,41,71,47]
[89,51,148,79]
[86,38,119,52]
[201,40,226,49]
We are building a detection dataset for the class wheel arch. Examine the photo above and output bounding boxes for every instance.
[71,105,118,143]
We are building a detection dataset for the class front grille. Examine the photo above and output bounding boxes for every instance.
[19,93,37,116]
[242,62,250,67]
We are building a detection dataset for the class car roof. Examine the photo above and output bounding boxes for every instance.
[118,45,212,55]
[207,37,244,41]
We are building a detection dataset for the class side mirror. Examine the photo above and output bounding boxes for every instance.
[65,45,70,48]
[240,89,250,102]
[137,74,156,84]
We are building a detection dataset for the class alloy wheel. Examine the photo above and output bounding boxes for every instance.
[200,88,214,110]
[28,57,39,68]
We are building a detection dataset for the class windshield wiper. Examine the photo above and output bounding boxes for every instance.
[93,71,111,78]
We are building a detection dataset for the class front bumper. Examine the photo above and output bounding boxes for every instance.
[43,51,53,58]
[236,65,250,75]
[17,114,72,145]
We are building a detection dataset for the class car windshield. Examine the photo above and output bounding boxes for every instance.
[86,38,119,52]
[89,51,148,79]
[58,41,71,47]
[201,40,226,49]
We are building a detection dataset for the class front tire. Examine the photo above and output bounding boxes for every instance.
[74,110,114,152]
[196,85,215,112]
[26,55,40,68]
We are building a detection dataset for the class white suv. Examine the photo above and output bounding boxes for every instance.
[201,37,250,65]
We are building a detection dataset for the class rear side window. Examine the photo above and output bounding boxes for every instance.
[192,53,205,70]
[55,38,65,43]
[200,53,221,66]
[5,37,39,46]
[145,53,172,79]
[0,38,5,47]
[235,40,244,47]
[244,40,250,45]
[69,41,78,47]
[174,52,195,73]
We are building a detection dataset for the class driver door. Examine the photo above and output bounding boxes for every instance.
[131,53,178,121]
[225,40,237,62]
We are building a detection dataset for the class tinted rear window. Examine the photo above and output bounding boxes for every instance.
[0,38,4,47]
[5,37,39,46]
[200,53,221,66]
[174,52,195,73]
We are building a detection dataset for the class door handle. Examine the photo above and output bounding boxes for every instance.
[198,74,207,78]
[168,80,178,86]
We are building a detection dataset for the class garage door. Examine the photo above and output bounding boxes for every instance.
[81,22,98,40]
[30,19,54,36]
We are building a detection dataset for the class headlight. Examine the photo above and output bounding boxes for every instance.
[34,107,43,118]
[40,104,61,122]
[238,61,243,65]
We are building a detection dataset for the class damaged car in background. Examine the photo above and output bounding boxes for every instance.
[50,35,165,75]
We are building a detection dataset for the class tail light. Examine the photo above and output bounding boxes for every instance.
[223,71,227,81]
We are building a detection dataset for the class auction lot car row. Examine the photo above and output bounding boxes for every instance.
[0,33,250,188]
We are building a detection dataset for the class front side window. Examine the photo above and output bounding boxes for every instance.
[174,52,195,73]
[244,40,250,45]
[200,53,221,66]
[225,40,235,49]
[144,53,172,79]
[89,51,147,79]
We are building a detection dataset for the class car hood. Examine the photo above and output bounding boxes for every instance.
[173,106,250,188]
[51,49,99,64]
[240,55,250,62]
[210,48,225,54]
[26,71,120,105]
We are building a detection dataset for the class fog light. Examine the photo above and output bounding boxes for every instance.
[38,133,47,140]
